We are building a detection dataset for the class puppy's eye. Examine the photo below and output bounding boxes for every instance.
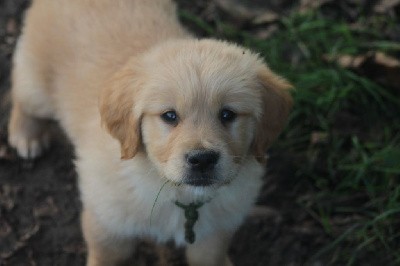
[161,110,178,124]
[220,108,237,124]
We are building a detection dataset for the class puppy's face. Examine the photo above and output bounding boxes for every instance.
[100,40,292,188]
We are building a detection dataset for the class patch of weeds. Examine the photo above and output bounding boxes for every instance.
[270,12,400,265]
[265,12,400,265]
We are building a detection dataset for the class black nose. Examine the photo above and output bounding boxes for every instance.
[186,150,220,172]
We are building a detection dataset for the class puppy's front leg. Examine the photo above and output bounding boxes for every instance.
[82,210,135,266]
[186,231,233,266]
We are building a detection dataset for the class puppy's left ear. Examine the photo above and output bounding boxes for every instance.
[99,64,142,160]
[253,66,293,162]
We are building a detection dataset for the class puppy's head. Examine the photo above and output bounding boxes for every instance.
[100,39,292,188]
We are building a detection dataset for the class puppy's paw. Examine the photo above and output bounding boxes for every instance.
[8,131,50,159]
[8,109,51,159]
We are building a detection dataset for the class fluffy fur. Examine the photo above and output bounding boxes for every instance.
[8,0,293,265]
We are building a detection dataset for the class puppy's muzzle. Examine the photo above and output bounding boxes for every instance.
[184,149,220,187]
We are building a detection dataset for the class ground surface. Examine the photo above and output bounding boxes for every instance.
[1,0,399,265]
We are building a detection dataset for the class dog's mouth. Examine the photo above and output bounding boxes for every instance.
[181,171,220,187]
[183,178,216,187]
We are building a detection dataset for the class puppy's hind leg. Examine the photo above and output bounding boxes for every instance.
[8,39,55,159]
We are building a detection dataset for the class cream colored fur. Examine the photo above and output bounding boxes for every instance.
[8,0,292,265]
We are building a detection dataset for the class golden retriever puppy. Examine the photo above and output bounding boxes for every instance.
[8,0,292,265]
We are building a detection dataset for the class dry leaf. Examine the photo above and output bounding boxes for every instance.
[300,0,332,13]
[374,0,400,13]
[310,132,329,145]
[216,0,256,22]
[216,0,278,25]
[253,25,279,40]
[325,51,400,90]
[252,11,279,25]
[374,51,400,67]
[33,197,59,218]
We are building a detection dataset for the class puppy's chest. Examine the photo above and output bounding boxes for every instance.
[148,200,212,245]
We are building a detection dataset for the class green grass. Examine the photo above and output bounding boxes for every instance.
[181,9,400,265]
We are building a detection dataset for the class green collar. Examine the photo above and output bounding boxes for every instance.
[175,201,204,244]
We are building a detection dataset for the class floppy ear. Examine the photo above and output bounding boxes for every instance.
[253,66,293,162]
[99,64,142,160]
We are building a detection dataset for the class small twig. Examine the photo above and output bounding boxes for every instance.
[0,224,40,260]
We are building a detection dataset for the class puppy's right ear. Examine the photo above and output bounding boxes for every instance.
[99,64,142,160]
